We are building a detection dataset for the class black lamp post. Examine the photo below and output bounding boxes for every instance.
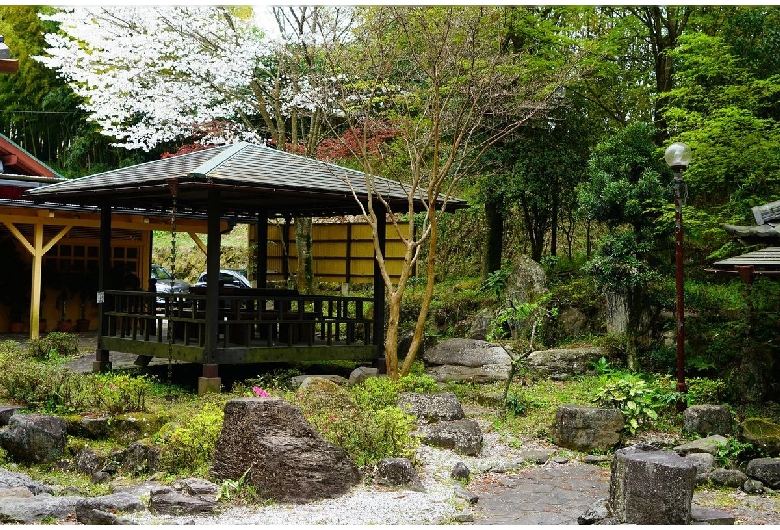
[664,141,692,406]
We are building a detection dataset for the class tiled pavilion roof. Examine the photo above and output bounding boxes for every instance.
[26,142,465,218]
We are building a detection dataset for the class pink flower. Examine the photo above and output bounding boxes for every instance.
[252,386,270,398]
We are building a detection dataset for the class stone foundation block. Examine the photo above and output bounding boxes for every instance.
[610,445,697,525]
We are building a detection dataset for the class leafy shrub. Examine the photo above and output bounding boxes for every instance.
[480,268,510,298]
[592,372,658,435]
[244,368,303,392]
[292,379,421,468]
[0,353,152,414]
[351,373,438,411]
[715,438,762,469]
[0,358,70,409]
[25,332,80,361]
[686,377,727,405]
[89,372,152,414]
[154,402,225,475]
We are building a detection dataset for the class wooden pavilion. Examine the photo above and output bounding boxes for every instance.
[26,142,463,392]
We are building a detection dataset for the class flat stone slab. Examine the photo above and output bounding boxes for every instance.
[470,463,611,524]
[691,505,736,525]
[674,435,728,456]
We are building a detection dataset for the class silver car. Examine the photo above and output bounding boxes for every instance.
[151,264,190,304]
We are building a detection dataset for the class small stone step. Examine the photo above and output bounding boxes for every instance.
[691,505,735,525]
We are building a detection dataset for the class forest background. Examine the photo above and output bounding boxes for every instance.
[2,6,780,397]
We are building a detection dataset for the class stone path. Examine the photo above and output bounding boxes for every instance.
[469,463,610,524]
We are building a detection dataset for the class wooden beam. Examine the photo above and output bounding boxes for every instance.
[2,221,34,255]
[1,154,17,166]
[29,223,43,340]
[0,58,19,73]
[188,232,207,254]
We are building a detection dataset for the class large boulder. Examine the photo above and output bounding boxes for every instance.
[505,255,548,306]
[740,418,780,456]
[210,398,361,503]
[526,347,602,380]
[610,445,697,525]
[552,405,624,452]
[397,392,464,423]
[746,458,780,489]
[418,419,483,456]
[682,405,732,436]
[422,338,511,383]
[0,414,66,464]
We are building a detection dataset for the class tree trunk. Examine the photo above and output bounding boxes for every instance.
[482,198,504,279]
[295,217,314,293]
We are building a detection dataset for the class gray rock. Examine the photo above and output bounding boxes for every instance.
[75,492,145,524]
[553,456,569,464]
[0,486,33,498]
[682,405,733,436]
[709,468,748,488]
[685,452,715,475]
[466,308,494,341]
[0,495,82,524]
[746,457,780,489]
[422,339,511,383]
[348,366,378,386]
[0,406,23,426]
[743,478,765,494]
[80,416,111,439]
[505,254,548,306]
[526,347,602,380]
[690,505,736,525]
[584,455,611,465]
[292,375,348,389]
[452,482,479,504]
[210,398,361,503]
[553,405,624,452]
[453,510,475,523]
[0,468,52,495]
[0,414,66,464]
[519,449,551,464]
[451,461,470,481]
[610,445,696,524]
[578,498,610,525]
[149,486,216,515]
[418,419,483,456]
[75,445,105,475]
[673,434,728,456]
[375,458,425,492]
[397,392,464,423]
[117,441,160,475]
[425,364,511,383]
[91,471,111,484]
[174,477,219,499]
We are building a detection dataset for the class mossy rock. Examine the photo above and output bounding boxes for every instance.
[740,417,780,456]
[76,412,167,443]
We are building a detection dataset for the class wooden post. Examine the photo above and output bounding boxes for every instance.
[257,211,268,288]
[94,204,112,372]
[29,222,43,339]
[200,189,222,394]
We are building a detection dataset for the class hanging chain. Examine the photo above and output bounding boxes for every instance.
[166,194,177,392]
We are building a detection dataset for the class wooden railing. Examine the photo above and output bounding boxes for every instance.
[102,289,374,349]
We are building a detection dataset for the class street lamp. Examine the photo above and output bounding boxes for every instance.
[665,142,692,407]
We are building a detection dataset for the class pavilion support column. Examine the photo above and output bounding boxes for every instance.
[200,189,221,395]
[256,211,268,288]
[94,204,112,373]
[28,222,44,340]
[283,215,291,285]
[373,203,387,372]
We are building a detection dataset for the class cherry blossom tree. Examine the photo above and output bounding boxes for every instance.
[34,6,270,151]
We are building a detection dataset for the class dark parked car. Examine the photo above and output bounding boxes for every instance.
[150,264,190,304]
[193,269,251,289]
